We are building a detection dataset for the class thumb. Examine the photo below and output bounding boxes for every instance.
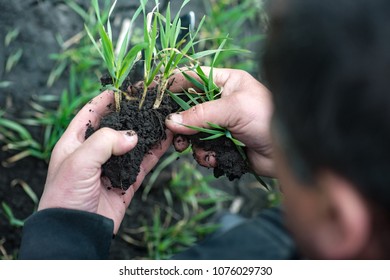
[166,98,237,135]
[73,128,138,168]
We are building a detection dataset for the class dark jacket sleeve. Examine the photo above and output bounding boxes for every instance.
[172,207,300,260]
[18,208,114,260]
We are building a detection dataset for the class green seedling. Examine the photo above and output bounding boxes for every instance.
[1,202,24,227]
[168,36,246,107]
[200,0,265,71]
[47,0,109,87]
[184,122,245,147]
[142,149,187,202]
[0,81,12,88]
[85,0,147,111]
[5,28,23,73]
[4,28,20,47]
[11,179,39,207]
[124,153,230,259]
[22,64,97,161]
[6,48,23,73]
[139,0,206,109]
[88,0,238,113]
[1,180,38,228]
[169,160,232,211]
[142,206,219,259]
[0,112,45,166]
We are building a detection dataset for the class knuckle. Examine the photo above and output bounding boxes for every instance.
[192,103,207,123]
[93,127,118,145]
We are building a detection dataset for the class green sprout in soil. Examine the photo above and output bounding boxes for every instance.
[0,110,45,166]
[4,28,23,73]
[1,179,38,228]
[85,0,147,112]
[140,0,205,109]
[86,0,228,112]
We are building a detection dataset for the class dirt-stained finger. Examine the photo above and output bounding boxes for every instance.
[172,134,190,152]
[192,146,217,168]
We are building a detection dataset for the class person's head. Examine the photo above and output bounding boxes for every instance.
[263,0,390,259]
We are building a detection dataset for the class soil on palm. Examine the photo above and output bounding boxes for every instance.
[85,82,179,190]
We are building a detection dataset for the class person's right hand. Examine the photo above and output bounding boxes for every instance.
[165,67,275,178]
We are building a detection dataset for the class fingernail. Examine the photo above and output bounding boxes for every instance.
[167,112,182,124]
[124,130,137,141]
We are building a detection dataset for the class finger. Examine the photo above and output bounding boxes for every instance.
[165,96,240,135]
[71,128,138,173]
[48,91,116,172]
[192,146,217,168]
[67,90,115,143]
[172,134,190,152]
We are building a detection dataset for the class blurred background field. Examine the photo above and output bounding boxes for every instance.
[0,0,277,259]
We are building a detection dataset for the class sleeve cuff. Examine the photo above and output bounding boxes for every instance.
[18,208,114,259]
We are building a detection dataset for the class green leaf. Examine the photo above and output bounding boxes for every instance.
[182,71,206,92]
[168,92,191,110]
[84,24,103,59]
[116,26,131,70]
[182,124,224,135]
[0,81,12,88]
[66,0,89,22]
[92,0,101,23]
[190,48,250,61]
[117,42,147,87]
[206,122,225,130]
[211,37,228,67]
[230,137,246,147]
[200,133,224,141]
[191,206,217,222]
[184,91,200,105]
[97,23,115,79]
[0,119,33,140]
[181,15,206,54]
[1,202,24,227]
[106,0,117,41]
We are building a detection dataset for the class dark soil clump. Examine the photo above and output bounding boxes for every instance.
[189,132,249,180]
[86,84,179,190]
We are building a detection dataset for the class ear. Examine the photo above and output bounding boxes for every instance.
[313,171,370,259]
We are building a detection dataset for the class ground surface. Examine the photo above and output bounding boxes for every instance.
[0,0,269,259]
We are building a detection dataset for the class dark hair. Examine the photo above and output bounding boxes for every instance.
[263,0,390,211]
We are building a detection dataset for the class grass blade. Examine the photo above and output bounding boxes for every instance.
[117,42,147,87]
[183,124,224,135]
[97,24,115,79]
[200,133,224,141]
[168,92,191,110]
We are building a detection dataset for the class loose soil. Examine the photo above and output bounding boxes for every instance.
[86,80,180,189]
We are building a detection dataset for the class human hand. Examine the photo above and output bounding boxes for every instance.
[166,68,275,177]
[38,91,173,233]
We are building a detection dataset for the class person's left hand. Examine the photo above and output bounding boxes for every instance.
[38,90,173,233]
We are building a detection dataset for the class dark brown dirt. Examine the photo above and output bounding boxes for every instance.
[86,82,179,189]
[188,132,249,180]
